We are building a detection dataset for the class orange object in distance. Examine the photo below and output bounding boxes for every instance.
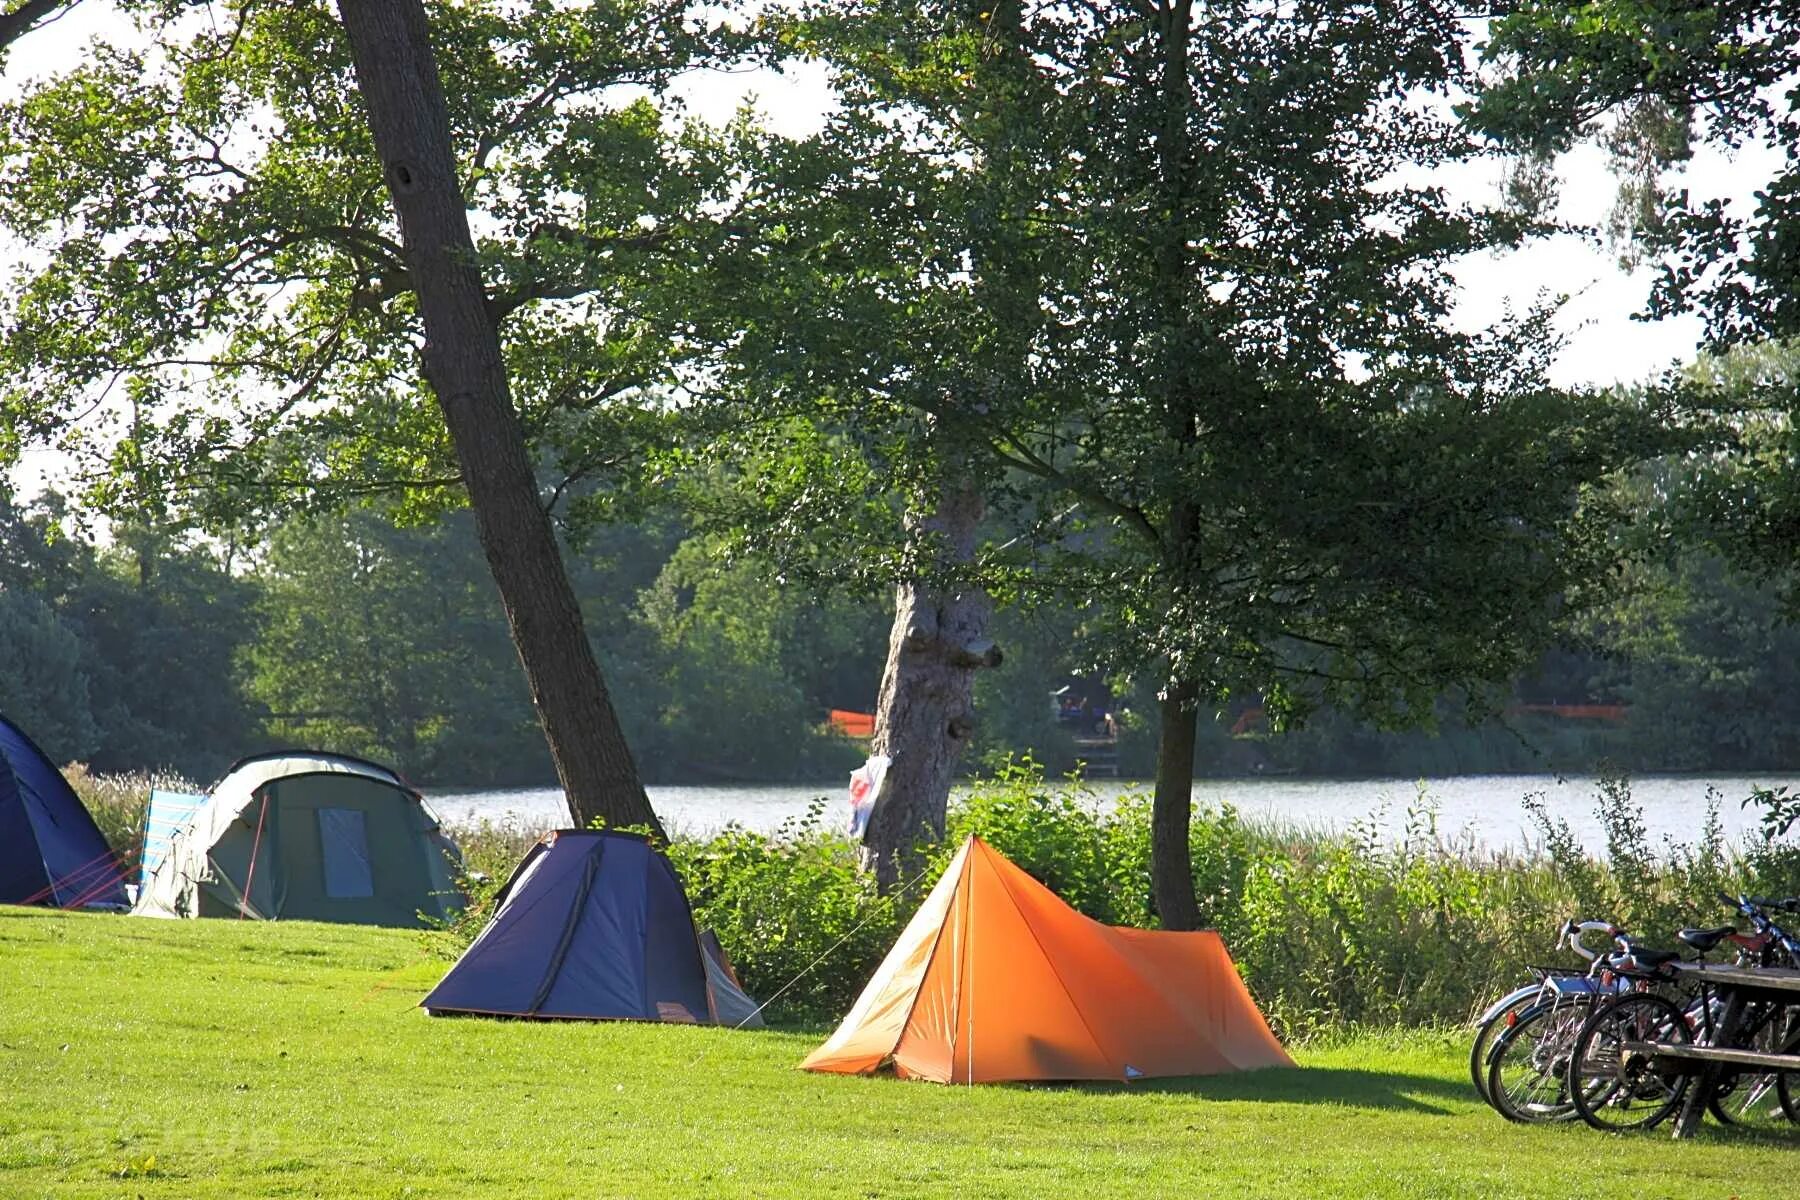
[800,836,1295,1084]
[828,710,876,739]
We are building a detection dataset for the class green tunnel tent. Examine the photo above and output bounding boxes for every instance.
[134,751,462,926]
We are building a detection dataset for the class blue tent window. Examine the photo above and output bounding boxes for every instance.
[318,808,374,898]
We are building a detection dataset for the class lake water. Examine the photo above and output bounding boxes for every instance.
[429,773,1800,853]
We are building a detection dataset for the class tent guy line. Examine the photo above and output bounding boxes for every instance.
[682,854,944,1072]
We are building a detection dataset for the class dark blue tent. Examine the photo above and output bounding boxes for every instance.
[422,829,761,1025]
[0,712,128,909]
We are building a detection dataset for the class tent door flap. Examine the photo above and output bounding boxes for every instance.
[318,808,375,898]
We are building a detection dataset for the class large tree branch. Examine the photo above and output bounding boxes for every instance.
[468,69,579,184]
[0,0,73,53]
[486,212,759,321]
[984,433,1164,550]
[173,470,464,496]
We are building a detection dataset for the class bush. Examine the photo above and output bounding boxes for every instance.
[65,763,198,870]
[1231,798,1552,1036]
[668,800,913,1025]
[946,757,1146,924]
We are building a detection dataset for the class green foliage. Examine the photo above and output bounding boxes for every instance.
[0,488,261,779]
[0,585,96,756]
[61,540,264,779]
[677,1,1674,778]
[1474,1,1800,343]
[242,503,876,786]
[946,758,1151,927]
[1746,784,1800,839]
[964,607,1091,776]
[633,538,871,781]
[1231,800,1506,1035]
[666,801,906,1025]
[248,506,545,784]
[1585,546,1800,768]
[1473,8,1800,633]
[1230,774,1755,1038]
[18,465,1800,785]
[1672,341,1800,605]
[1517,773,1736,952]
[0,0,747,529]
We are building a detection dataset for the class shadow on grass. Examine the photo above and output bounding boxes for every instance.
[1027,1065,1469,1114]
[1679,1119,1800,1146]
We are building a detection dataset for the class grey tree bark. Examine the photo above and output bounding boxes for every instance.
[334,0,663,838]
[862,472,1000,890]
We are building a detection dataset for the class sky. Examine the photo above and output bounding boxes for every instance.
[1,3,1784,499]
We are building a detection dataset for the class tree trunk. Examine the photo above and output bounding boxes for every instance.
[1147,0,1201,932]
[334,0,661,838]
[1151,676,1201,930]
[863,473,998,890]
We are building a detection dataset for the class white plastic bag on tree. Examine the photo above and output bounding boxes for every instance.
[847,754,890,837]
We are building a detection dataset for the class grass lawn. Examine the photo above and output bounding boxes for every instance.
[1,907,1790,1198]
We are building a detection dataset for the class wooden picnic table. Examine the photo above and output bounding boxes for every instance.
[1654,962,1800,1138]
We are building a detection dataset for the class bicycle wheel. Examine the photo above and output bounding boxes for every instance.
[1708,1001,1800,1128]
[1485,1000,1591,1123]
[1470,989,1540,1105]
[1569,992,1693,1132]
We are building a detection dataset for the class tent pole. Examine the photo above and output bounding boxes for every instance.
[967,851,975,1087]
[238,792,271,919]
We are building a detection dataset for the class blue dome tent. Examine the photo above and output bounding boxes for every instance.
[0,712,128,909]
[422,830,761,1026]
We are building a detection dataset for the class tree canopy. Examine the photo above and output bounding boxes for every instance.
[1472,2,1800,598]
[4,0,1795,906]
[665,0,1676,920]
[0,0,740,526]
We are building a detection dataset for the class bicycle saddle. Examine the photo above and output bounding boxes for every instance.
[1617,944,1682,968]
[1677,925,1738,953]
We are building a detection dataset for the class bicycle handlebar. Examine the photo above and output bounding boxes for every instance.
[1561,917,1620,963]
[1721,893,1800,963]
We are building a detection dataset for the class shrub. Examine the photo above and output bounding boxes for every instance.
[946,757,1137,922]
[64,764,198,869]
[667,799,914,1025]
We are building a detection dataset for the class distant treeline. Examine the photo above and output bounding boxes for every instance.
[5,487,1800,787]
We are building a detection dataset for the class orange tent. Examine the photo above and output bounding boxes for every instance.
[801,836,1293,1083]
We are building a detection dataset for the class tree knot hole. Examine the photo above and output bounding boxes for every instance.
[387,160,419,193]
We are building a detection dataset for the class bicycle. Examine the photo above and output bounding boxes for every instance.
[1483,922,1637,1123]
[1690,894,1800,1129]
[1565,900,1787,1132]
[1469,919,1617,1110]
[1562,939,1701,1131]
